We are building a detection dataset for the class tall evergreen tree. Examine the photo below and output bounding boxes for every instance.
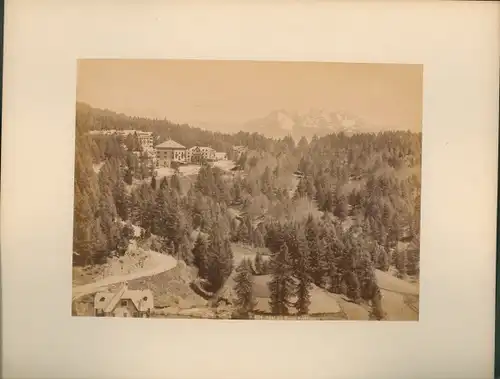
[206,227,233,292]
[254,252,264,275]
[170,174,182,194]
[193,235,209,278]
[233,258,257,318]
[268,242,295,315]
[294,227,312,315]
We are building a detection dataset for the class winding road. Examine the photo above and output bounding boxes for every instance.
[72,252,177,301]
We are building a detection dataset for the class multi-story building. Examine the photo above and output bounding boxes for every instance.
[88,129,154,151]
[155,139,187,168]
[133,131,154,151]
[187,146,216,163]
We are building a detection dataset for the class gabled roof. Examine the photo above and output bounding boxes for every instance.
[155,139,186,149]
[103,285,127,313]
[94,292,114,310]
[95,284,154,313]
[123,289,154,312]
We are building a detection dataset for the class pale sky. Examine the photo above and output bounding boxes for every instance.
[76,59,423,132]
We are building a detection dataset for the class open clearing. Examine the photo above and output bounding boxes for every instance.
[252,274,343,316]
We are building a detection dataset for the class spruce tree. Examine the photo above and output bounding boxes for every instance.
[305,215,327,286]
[294,228,312,315]
[395,248,408,278]
[160,176,169,190]
[268,242,295,315]
[347,271,362,303]
[206,228,233,292]
[294,177,308,199]
[253,227,265,248]
[233,258,257,318]
[193,235,209,278]
[171,174,182,194]
[369,285,385,320]
[254,252,263,275]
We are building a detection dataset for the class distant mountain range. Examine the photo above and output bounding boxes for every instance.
[189,109,375,141]
[77,102,407,141]
[240,109,372,140]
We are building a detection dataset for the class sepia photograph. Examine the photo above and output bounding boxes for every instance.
[71,59,422,321]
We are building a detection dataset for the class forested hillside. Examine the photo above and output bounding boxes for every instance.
[73,104,421,318]
[77,102,274,158]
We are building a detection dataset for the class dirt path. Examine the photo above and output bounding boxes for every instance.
[72,252,177,301]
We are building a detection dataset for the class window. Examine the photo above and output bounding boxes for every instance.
[121,300,127,307]
[143,296,148,301]
[100,297,106,302]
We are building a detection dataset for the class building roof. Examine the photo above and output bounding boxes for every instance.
[189,146,214,152]
[95,283,154,313]
[155,139,186,150]
[122,289,154,312]
[94,292,114,310]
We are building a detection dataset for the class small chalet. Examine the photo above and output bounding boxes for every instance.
[94,283,153,318]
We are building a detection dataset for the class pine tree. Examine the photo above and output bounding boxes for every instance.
[231,181,242,204]
[306,176,316,199]
[268,242,295,315]
[206,228,233,292]
[193,235,209,278]
[347,271,361,303]
[324,240,341,293]
[152,190,168,236]
[236,216,252,243]
[377,245,390,271]
[369,285,385,320]
[171,174,182,194]
[114,180,129,221]
[73,188,97,263]
[294,228,312,315]
[294,177,308,199]
[297,136,309,151]
[395,248,408,278]
[305,215,327,286]
[334,194,349,220]
[233,258,257,318]
[160,176,168,190]
[253,227,265,248]
[151,175,157,190]
[179,234,194,264]
[129,191,142,225]
[254,252,264,275]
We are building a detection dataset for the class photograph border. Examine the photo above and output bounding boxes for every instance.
[1,2,499,379]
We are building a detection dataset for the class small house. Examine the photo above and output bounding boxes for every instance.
[94,283,153,318]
